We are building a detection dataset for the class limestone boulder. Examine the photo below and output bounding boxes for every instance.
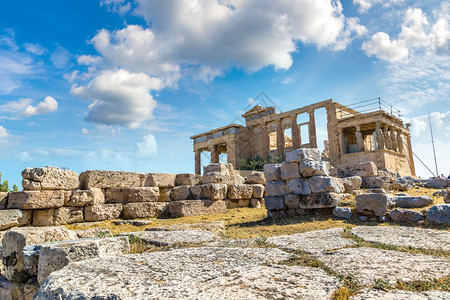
[79,170,140,189]
[284,194,300,210]
[84,204,122,221]
[285,148,321,163]
[342,178,354,193]
[250,198,261,208]
[232,174,245,185]
[263,164,282,181]
[391,177,414,191]
[0,192,8,209]
[307,176,344,194]
[244,172,266,185]
[67,188,104,206]
[74,228,112,239]
[170,185,192,201]
[361,176,388,189]
[21,167,79,190]
[175,173,202,186]
[299,161,329,178]
[227,184,253,200]
[264,196,286,211]
[141,173,176,188]
[251,184,265,198]
[2,227,78,283]
[202,172,232,184]
[426,177,448,189]
[0,276,39,300]
[169,200,226,217]
[37,236,130,284]
[53,207,84,225]
[190,183,227,200]
[388,209,423,224]
[32,210,55,227]
[158,187,172,202]
[426,204,450,225]
[355,193,395,216]
[280,162,300,180]
[445,189,450,203]
[7,191,70,210]
[203,163,234,175]
[122,202,158,219]
[125,187,159,203]
[104,188,127,203]
[0,210,30,230]
[300,193,342,209]
[287,179,311,195]
[333,207,352,219]
[337,162,378,177]
[265,181,288,197]
[395,196,433,208]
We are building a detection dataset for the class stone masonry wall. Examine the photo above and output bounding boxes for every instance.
[0,165,265,231]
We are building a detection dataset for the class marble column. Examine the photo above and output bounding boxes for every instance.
[276,119,285,158]
[261,121,269,160]
[338,128,346,155]
[226,140,236,167]
[375,121,385,149]
[383,126,392,150]
[397,130,404,154]
[390,129,398,152]
[355,125,364,152]
[195,150,202,175]
[209,145,219,164]
[308,110,317,148]
[291,116,300,149]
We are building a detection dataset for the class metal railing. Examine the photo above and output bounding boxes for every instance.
[338,97,401,119]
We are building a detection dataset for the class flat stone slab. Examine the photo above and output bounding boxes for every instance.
[351,226,450,251]
[35,247,339,299]
[316,247,450,286]
[112,220,152,226]
[350,288,450,300]
[137,230,221,246]
[266,228,356,253]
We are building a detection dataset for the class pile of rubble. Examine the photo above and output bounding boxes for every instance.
[0,164,266,231]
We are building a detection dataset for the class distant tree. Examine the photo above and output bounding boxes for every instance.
[0,172,19,192]
[238,154,283,171]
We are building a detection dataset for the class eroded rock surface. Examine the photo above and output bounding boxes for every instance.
[130,230,220,246]
[350,288,450,300]
[351,226,450,251]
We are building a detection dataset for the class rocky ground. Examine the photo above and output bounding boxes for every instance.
[30,224,450,300]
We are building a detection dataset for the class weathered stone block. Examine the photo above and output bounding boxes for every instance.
[263,164,282,181]
[250,198,261,208]
[169,200,226,217]
[233,174,245,185]
[0,192,8,209]
[32,209,55,227]
[21,167,79,190]
[307,176,344,194]
[156,202,170,217]
[53,207,84,225]
[388,209,423,224]
[202,172,232,184]
[244,172,266,185]
[251,184,265,198]
[175,173,202,186]
[0,210,30,230]
[7,191,69,210]
[284,194,300,210]
[67,188,105,206]
[84,204,122,221]
[287,179,311,195]
[300,193,342,209]
[344,176,362,190]
[21,179,41,190]
[2,227,77,283]
[171,185,192,201]
[264,196,286,211]
[158,187,172,202]
[74,228,112,239]
[332,207,352,219]
[426,178,448,189]
[141,173,176,188]
[445,189,450,204]
[299,161,329,178]
[395,196,433,208]
[203,163,233,175]
[280,162,300,180]
[0,275,39,300]
[104,188,126,203]
[361,176,388,189]
[355,193,394,216]
[426,204,450,225]
[190,183,227,200]
[227,184,253,200]
[37,236,130,285]
[122,202,158,219]
[265,181,288,197]
[341,178,354,194]
[79,170,140,189]
[125,187,159,203]
[337,162,378,177]
[285,148,321,163]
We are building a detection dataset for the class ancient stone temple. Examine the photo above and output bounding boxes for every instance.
[191,99,416,176]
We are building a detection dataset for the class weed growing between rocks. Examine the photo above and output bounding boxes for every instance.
[341,227,450,258]
[395,275,450,292]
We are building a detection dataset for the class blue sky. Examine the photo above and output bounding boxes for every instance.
[1,0,449,186]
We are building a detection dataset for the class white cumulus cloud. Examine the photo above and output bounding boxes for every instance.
[353,0,403,14]
[72,69,162,129]
[22,96,58,117]
[136,134,158,158]
[0,126,11,138]
[362,32,408,61]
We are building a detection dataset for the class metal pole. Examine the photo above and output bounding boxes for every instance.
[428,108,439,177]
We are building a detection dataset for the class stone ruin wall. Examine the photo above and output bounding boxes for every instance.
[0,164,266,230]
